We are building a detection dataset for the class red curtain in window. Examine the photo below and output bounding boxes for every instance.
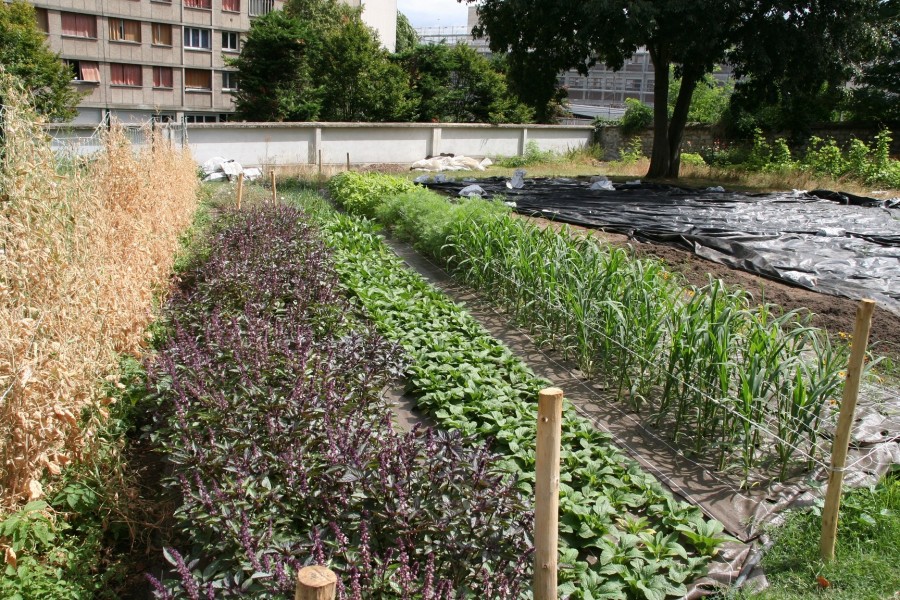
[153,67,173,88]
[110,64,142,86]
[184,0,212,9]
[185,69,211,89]
[61,13,96,37]
[222,0,240,11]
[80,62,101,82]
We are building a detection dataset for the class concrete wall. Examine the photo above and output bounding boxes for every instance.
[153,122,594,166]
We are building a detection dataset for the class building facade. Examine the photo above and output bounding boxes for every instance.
[31,0,396,124]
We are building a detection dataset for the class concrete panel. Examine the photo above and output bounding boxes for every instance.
[528,127,592,154]
[185,91,213,108]
[321,127,431,164]
[439,127,522,158]
[187,127,315,167]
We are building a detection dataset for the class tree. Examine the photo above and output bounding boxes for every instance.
[0,1,81,121]
[232,1,410,122]
[395,43,532,123]
[396,12,419,53]
[229,11,323,121]
[847,1,900,124]
[470,0,887,178]
[668,71,732,125]
[316,18,412,121]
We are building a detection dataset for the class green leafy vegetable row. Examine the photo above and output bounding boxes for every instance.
[319,212,730,600]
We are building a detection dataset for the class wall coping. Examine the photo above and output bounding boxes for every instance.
[45,121,594,132]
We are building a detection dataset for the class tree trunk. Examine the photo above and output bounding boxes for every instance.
[646,47,671,179]
[665,73,699,178]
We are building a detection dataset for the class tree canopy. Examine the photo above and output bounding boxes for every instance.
[0,0,81,121]
[471,0,889,178]
[395,43,533,123]
[231,3,411,122]
[396,12,419,53]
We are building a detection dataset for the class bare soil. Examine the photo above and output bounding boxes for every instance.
[526,216,900,364]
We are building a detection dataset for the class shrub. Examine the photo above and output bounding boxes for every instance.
[679,152,706,166]
[618,136,645,163]
[495,139,558,168]
[620,98,653,135]
[327,171,418,218]
[803,135,847,177]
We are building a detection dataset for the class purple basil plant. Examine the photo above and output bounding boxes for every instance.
[145,206,533,599]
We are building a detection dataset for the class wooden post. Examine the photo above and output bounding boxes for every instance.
[235,172,244,210]
[295,565,337,600]
[534,387,563,600]
[270,170,277,204]
[820,298,876,561]
[346,152,350,171]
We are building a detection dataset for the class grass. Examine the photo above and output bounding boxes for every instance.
[723,473,900,600]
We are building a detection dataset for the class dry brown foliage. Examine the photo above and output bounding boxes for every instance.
[0,76,199,508]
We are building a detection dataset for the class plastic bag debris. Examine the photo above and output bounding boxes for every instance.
[705,186,725,193]
[242,168,262,181]
[506,169,526,189]
[458,184,486,197]
[590,176,615,191]
[202,172,227,182]
[201,156,227,176]
[413,174,431,183]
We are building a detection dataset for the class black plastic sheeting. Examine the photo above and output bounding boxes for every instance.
[426,178,900,315]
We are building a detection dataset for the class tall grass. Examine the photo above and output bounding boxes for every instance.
[0,75,199,508]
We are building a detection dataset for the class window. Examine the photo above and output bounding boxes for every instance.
[222,71,238,91]
[184,69,212,90]
[183,27,211,49]
[184,114,218,123]
[66,60,101,83]
[153,66,174,88]
[109,18,141,43]
[60,12,97,38]
[249,0,274,16]
[184,0,212,9]
[35,8,49,33]
[222,31,239,51]
[110,63,143,86]
[222,0,240,12]
[151,23,172,46]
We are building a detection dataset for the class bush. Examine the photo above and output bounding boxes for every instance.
[327,171,418,218]
[618,136,645,163]
[495,139,558,168]
[620,98,653,135]
[679,152,706,167]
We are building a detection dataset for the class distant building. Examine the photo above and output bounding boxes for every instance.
[416,7,731,122]
[30,0,396,125]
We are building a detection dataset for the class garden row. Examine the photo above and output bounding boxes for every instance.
[327,172,850,482]
[147,206,533,598]
[313,194,728,598]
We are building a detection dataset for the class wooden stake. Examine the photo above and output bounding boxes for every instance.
[346,152,350,171]
[270,170,277,204]
[534,387,563,600]
[235,172,244,210]
[295,565,337,600]
[820,298,876,561]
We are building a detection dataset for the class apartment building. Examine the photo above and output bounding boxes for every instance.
[31,0,396,124]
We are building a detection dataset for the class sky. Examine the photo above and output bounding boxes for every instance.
[397,0,470,28]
